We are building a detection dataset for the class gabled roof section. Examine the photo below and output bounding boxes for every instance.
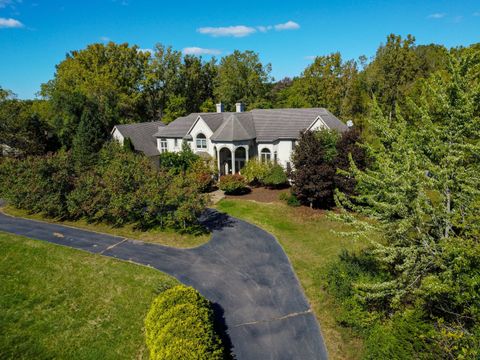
[250,108,347,141]
[113,121,164,156]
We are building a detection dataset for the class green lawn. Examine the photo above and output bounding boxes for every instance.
[0,231,178,359]
[216,199,369,360]
[2,206,209,248]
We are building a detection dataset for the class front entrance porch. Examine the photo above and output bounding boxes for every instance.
[216,146,249,176]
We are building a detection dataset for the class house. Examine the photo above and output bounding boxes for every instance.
[112,104,348,174]
[154,103,348,175]
[111,121,165,166]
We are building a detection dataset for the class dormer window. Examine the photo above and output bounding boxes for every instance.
[196,133,207,149]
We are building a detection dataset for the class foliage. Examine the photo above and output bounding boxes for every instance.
[218,174,248,195]
[158,142,199,174]
[263,164,288,188]
[278,191,300,207]
[277,52,366,120]
[144,285,225,360]
[334,128,368,196]
[41,42,151,146]
[0,151,74,218]
[291,129,340,208]
[330,51,480,358]
[0,142,208,232]
[214,50,272,110]
[0,93,57,156]
[186,159,215,193]
[240,158,273,185]
[71,102,106,168]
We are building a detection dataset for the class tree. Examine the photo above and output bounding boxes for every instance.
[334,52,480,357]
[0,91,54,156]
[278,53,365,120]
[363,34,420,117]
[291,129,340,208]
[214,50,272,110]
[41,42,150,146]
[143,43,183,121]
[71,103,106,168]
[334,127,368,196]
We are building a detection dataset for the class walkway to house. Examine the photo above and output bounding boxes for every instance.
[0,208,328,360]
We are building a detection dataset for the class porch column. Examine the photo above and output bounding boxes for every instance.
[245,145,249,162]
[216,148,221,176]
[231,146,236,174]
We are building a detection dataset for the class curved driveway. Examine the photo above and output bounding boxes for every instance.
[0,208,327,360]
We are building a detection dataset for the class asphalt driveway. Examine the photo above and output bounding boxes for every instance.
[0,208,328,360]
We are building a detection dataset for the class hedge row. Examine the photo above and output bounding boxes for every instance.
[145,285,226,360]
[0,142,208,231]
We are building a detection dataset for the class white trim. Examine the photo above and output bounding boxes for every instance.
[186,115,214,136]
[306,115,329,131]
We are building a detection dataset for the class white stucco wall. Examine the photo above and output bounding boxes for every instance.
[188,117,216,157]
[112,128,125,144]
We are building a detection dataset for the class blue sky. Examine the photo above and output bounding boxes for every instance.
[1,0,479,99]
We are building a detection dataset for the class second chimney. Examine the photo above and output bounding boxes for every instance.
[216,103,224,113]
[235,102,244,112]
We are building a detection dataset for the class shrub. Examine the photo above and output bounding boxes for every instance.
[145,285,225,360]
[0,141,208,232]
[279,192,300,207]
[187,159,215,193]
[240,159,272,185]
[263,164,288,188]
[218,174,248,195]
[0,151,74,218]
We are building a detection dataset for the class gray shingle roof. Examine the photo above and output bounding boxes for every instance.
[251,108,347,142]
[154,108,347,142]
[113,121,164,156]
[210,113,256,141]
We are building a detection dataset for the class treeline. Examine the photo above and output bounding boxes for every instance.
[1,34,475,156]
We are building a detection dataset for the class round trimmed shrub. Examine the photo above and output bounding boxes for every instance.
[145,285,225,360]
[218,174,248,195]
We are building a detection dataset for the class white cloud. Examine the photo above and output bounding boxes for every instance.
[257,25,272,33]
[427,13,446,19]
[100,36,110,42]
[473,12,480,16]
[274,20,300,31]
[0,17,23,28]
[182,47,221,56]
[197,25,256,37]
[305,55,316,60]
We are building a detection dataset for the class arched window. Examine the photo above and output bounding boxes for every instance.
[260,148,271,162]
[196,133,207,149]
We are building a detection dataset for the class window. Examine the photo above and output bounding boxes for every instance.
[196,133,207,149]
[174,138,178,147]
[160,138,167,153]
[260,148,271,162]
[274,151,278,164]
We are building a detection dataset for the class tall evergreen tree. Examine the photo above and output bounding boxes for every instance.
[71,103,105,168]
